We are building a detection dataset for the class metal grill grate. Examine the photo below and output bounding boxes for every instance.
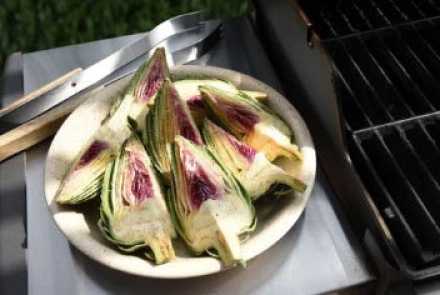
[297,0,440,271]
[348,118,440,266]
[327,23,440,131]
[299,0,440,39]
[333,25,440,269]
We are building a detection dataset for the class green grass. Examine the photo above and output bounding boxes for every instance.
[0,0,248,72]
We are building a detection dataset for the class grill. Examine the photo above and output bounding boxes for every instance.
[293,0,440,277]
[300,0,440,39]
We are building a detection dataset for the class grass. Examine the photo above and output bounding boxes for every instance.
[0,0,248,73]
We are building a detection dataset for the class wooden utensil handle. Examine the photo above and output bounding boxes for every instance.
[0,67,82,116]
[0,67,84,162]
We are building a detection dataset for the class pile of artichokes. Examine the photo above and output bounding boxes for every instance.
[55,48,306,266]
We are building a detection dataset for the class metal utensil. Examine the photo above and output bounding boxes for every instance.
[103,19,222,86]
[0,10,210,124]
[0,14,222,162]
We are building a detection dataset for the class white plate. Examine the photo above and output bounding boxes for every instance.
[45,65,316,278]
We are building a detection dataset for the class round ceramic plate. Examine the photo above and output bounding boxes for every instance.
[45,65,316,278]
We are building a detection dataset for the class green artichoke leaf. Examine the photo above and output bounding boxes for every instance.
[199,85,302,162]
[202,120,306,200]
[56,48,168,205]
[145,79,202,178]
[169,135,256,266]
[98,136,176,264]
[240,90,267,102]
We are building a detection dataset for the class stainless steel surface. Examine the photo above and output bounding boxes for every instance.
[416,281,440,295]
[165,19,221,66]
[0,52,27,295]
[1,52,24,107]
[22,17,374,294]
[0,11,216,129]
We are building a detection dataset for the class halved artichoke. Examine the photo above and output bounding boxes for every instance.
[174,79,238,126]
[145,79,202,177]
[174,80,268,126]
[56,48,168,205]
[98,136,176,264]
[202,120,306,200]
[199,85,302,162]
[55,134,115,204]
[106,48,169,135]
[169,135,256,266]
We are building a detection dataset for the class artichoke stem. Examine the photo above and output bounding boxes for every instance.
[215,224,242,267]
[147,234,176,264]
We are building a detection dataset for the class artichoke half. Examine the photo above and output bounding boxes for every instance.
[203,120,306,200]
[99,136,176,264]
[105,48,169,135]
[199,85,302,162]
[145,79,202,178]
[174,79,238,125]
[169,136,256,266]
[56,48,168,205]
[174,79,268,126]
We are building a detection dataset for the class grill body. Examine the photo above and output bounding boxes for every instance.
[254,0,440,283]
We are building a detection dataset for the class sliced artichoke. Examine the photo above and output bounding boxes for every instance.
[106,47,169,134]
[56,48,168,205]
[174,79,238,126]
[55,133,115,204]
[199,85,302,162]
[145,79,202,177]
[202,120,306,200]
[98,136,176,264]
[173,79,269,125]
[202,120,255,175]
[239,153,306,198]
[169,136,256,266]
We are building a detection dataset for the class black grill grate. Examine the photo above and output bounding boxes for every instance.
[297,0,440,271]
[335,25,440,270]
[326,23,440,131]
[349,119,440,266]
[299,0,440,39]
